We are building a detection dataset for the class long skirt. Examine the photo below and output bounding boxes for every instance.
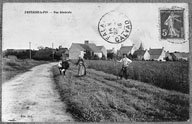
[78,65,86,76]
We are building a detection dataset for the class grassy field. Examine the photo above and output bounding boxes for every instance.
[85,60,189,94]
[52,65,189,122]
[2,58,47,82]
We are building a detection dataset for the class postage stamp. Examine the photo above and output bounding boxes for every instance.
[160,7,185,43]
[98,11,132,44]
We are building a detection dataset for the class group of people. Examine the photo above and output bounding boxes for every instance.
[57,53,132,79]
[58,55,86,77]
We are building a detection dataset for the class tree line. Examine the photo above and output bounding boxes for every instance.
[3,46,68,61]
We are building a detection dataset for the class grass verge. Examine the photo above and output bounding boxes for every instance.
[52,65,189,122]
[2,58,48,82]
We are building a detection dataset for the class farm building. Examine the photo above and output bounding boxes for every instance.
[170,52,189,61]
[117,44,135,57]
[69,41,103,59]
[148,47,166,61]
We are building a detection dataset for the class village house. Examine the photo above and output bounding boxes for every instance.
[148,47,166,61]
[165,52,173,61]
[170,52,189,61]
[86,42,103,58]
[132,43,150,60]
[69,41,104,59]
[133,50,150,60]
[117,44,135,57]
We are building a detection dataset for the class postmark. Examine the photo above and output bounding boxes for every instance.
[98,11,132,44]
[160,7,186,44]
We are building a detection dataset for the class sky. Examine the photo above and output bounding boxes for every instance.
[3,3,189,52]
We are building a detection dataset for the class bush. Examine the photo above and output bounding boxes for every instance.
[33,48,53,61]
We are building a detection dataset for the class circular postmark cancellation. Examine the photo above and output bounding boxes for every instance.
[98,11,132,44]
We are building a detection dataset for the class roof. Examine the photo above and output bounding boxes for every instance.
[150,55,161,60]
[172,52,189,59]
[107,49,113,53]
[148,48,163,60]
[119,46,133,54]
[87,43,102,53]
[97,46,104,50]
[72,43,90,51]
[138,43,144,50]
[72,43,102,53]
[148,49,163,55]
[133,49,145,56]
[80,44,93,51]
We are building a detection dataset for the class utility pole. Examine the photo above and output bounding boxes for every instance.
[29,42,31,59]
[52,43,54,61]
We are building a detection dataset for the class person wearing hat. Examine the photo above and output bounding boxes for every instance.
[76,55,86,76]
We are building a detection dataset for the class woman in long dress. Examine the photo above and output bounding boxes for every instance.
[76,55,86,76]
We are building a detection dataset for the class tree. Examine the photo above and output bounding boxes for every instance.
[107,52,114,60]
[37,46,44,50]
[33,48,52,60]
[84,51,92,60]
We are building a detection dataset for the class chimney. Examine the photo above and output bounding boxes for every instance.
[85,40,89,44]
[121,44,123,47]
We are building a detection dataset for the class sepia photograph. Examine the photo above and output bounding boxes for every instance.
[1,1,190,123]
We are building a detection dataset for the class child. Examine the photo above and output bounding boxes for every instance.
[58,56,69,75]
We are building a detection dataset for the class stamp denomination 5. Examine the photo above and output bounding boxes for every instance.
[160,7,186,44]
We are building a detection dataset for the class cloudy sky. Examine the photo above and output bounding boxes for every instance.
[3,3,189,52]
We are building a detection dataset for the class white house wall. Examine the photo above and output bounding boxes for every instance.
[69,45,83,59]
[94,53,102,58]
[143,51,150,60]
[101,47,107,58]
[158,50,166,61]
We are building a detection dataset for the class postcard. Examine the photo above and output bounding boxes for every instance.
[2,2,190,123]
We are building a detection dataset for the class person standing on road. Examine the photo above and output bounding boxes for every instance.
[76,55,86,76]
[117,54,132,79]
[58,56,70,75]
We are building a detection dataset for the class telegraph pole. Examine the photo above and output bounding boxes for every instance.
[52,43,54,61]
[29,42,31,59]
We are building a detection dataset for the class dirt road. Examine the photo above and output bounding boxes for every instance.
[2,63,73,122]
[2,62,189,122]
